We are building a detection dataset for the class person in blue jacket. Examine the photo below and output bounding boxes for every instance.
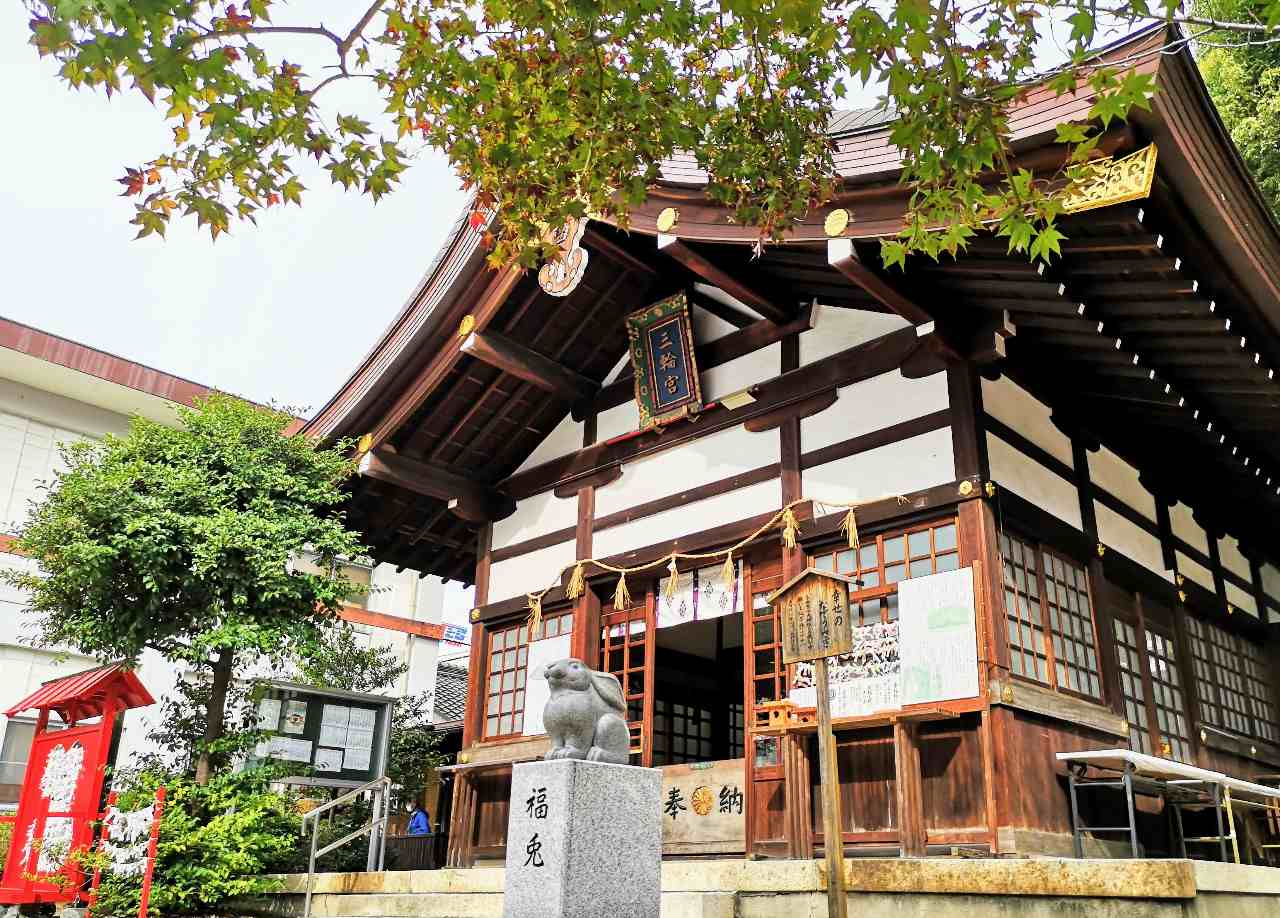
[407,802,432,835]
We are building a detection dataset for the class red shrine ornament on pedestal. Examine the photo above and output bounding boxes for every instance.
[0,663,154,906]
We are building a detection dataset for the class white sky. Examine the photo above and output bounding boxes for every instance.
[0,5,467,416]
[0,7,477,621]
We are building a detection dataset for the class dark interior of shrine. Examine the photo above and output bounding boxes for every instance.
[652,614,746,766]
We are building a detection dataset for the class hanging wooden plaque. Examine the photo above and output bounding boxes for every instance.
[770,568,856,665]
[624,291,703,429]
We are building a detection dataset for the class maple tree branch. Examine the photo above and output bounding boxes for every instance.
[188,24,345,50]
[341,0,386,57]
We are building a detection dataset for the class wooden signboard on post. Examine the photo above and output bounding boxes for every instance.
[769,569,854,918]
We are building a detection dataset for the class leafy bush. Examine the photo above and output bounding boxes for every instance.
[92,769,299,917]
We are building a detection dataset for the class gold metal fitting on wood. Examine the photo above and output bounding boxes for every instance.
[470,608,480,622]
[457,314,476,339]
[1096,542,1106,557]
[1178,590,1187,603]
[656,207,680,233]
[984,481,996,498]
[824,208,851,237]
[958,480,974,497]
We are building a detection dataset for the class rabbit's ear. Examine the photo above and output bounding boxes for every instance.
[588,670,626,713]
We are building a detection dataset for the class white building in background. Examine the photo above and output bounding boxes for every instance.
[0,318,465,807]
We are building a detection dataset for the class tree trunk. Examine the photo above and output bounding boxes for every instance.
[195,646,235,786]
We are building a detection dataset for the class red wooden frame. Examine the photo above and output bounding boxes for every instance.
[0,664,154,906]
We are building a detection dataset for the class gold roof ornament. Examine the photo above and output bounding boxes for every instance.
[1061,143,1158,215]
[456,314,476,340]
[823,208,851,237]
[656,207,680,233]
[355,433,373,457]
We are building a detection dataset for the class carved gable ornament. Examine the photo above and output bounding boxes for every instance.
[1061,143,1158,215]
[624,291,704,430]
[537,216,590,297]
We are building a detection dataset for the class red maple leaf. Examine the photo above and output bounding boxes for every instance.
[267,193,281,206]
[223,46,241,63]
[222,4,252,31]
[468,209,487,231]
[117,168,144,196]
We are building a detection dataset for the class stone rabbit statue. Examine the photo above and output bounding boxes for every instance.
[541,658,631,765]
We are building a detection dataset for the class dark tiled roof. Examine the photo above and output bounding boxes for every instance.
[433,661,468,723]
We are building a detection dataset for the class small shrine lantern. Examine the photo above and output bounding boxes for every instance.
[0,663,154,905]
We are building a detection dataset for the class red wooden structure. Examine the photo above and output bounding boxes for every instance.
[87,786,166,918]
[0,663,153,905]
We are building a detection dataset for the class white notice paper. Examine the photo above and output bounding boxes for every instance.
[320,704,350,747]
[342,746,371,771]
[522,633,573,736]
[256,698,282,730]
[348,707,376,732]
[261,735,313,763]
[314,747,344,773]
[897,567,979,706]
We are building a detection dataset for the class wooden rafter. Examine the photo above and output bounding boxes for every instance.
[826,238,933,326]
[460,330,599,404]
[657,234,794,324]
[358,446,515,523]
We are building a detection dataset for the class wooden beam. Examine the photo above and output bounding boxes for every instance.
[460,329,598,404]
[827,238,932,325]
[657,234,794,324]
[358,447,515,522]
[689,288,756,329]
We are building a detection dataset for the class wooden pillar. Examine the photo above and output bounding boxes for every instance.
[958,498,1008,677]
[450,524,492,869]
[783,731,814,859]
[1073,436,1125,719]
[893,720,926,856]
[780,334,803,579]
[946,361,988,482]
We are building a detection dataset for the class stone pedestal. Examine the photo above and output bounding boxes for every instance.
[503,758,661,918]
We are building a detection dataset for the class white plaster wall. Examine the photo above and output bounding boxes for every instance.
[488,539,577,604]
[803,428,954,506]
[413,575,445,623]
[980,376,1074,469]
[986,433,1082,530]
[700,344,780,403]
[492,489,578,550]
[515,411,584,473]
[799,306,909,366]
[1263,563,1280,606]
[1169,502,1210,555]
[1088,447,1156,523]
[591,478,782,559]
[1218,535,1251,584]
[0,413,94,533]
[596,400,638,442]
[1224,580,1259,617]
[801,370,948,453]
[594,425,779,518]
[0,552,39,648]
[1177,551,1215,594]
[1095,502,1170,581]
[689,298,739,342]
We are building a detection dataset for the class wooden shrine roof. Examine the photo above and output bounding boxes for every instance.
[306,26,1280,583]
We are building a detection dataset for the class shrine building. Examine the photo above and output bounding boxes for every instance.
[305,27,1280,867]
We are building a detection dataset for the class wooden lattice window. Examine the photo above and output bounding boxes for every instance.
[999,532,1102,700]
[1146,629,1192,761]
[601,601,648,759]
[652,698,713,765]
[1187,616,1278,742]
[1114,620,1151,754]
[483,611,573,739]
[814,517,959,624]
[728,702,745,758]
[749,575,786,708]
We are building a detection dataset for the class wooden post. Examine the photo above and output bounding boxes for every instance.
[893,721,926,857]
[813,657,848,918]
[138,786,165,918]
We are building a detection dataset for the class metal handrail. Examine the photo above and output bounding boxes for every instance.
[301,776,391,918]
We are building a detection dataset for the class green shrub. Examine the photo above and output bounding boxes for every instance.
[0,819,11,874]
[92,769,299,917]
